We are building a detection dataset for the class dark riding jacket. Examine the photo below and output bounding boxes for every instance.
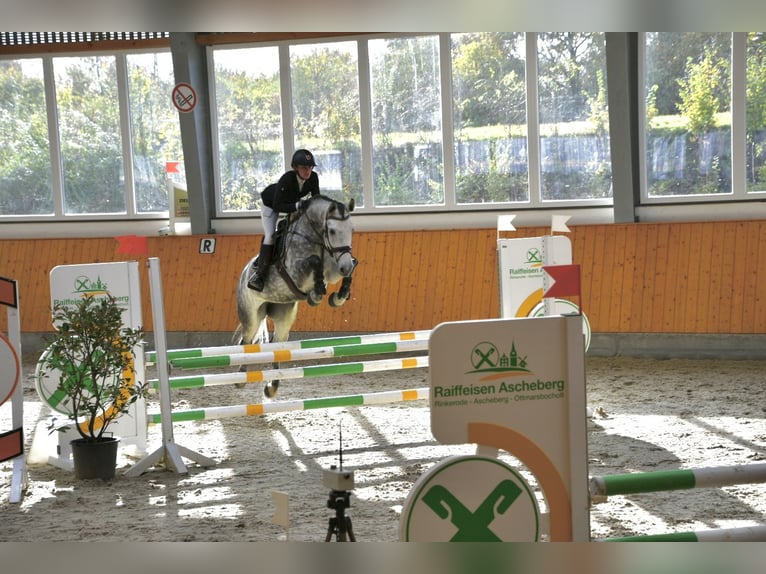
[261,170,320,213]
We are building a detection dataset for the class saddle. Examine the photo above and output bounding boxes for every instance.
[272,217,289,261]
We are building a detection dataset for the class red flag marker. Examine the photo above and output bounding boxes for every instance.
[0,276,17,308]
[543,264,581,298]
[0,428,23,463]
[115,235,148,256]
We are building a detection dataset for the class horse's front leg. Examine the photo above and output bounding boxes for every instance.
[329,275,353,307]
[303,254,326,306]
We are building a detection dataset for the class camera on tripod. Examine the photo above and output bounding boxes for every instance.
[323,424,356,541]
[323,465,355,491]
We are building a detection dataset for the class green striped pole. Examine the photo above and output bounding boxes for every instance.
[590,463,766,500]
[149,355,429,390]
[146,387,430,423]
[602,524,766,542]
[169,338,428,369]
[145,329,431,364]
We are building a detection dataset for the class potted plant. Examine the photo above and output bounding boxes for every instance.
[40,294,146,479]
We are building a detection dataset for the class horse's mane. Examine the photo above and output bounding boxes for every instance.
[305,194,352,219]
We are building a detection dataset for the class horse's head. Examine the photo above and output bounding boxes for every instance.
[322,197,357,277]
[298,195,356,277]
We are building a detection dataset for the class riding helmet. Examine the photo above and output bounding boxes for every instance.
[291,149,316,167]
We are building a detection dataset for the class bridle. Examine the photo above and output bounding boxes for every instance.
[287,196,356,271]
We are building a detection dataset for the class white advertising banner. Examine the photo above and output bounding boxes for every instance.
[41,261,146,469]
[422,315,590,541]
[497,235,572,318]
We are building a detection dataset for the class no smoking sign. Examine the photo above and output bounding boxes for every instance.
[172,82,197,113]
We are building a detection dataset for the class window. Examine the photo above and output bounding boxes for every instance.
[212,45,283,213]
[210,33,612,218]
[290,41,362,207]
[127,52,182,213]
[451,33,529,204]
[0,58,51,215]
[369,36,444,207]
[746,32,766,193]
[536,33,612,201]
[643,33,733,199]
[0,49,177,219]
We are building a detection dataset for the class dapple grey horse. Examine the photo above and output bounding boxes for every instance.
[234,195,357,398]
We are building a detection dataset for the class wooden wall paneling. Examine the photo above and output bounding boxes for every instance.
[459,230,481,322]
[586,225,606,332]
[739,223,761,333]
[351,232,386,332]
[467,230,489,322]
[407,231,428,330]
[440,229,462,326]
[36,239,61,330]
[367,231,392,331]
[407,229,428,328]
[479,229,500,321]
[672,223,692,334]
[395,229,417,331]
[648,224,670,333]
[705,223,726,332]
[638,224,658,332]
[2,220,765,338]
[418,230,446,330]
[694,223,715,333]
[177,237,201,332]
[682,223,702,332]
[598,226,622,332]
[716,222,737,333]
[626,224,647,332]
[383,231,407,332]
[5,242,28,331]
[605,225,627,332]
[726,222,747,333]
[577,225,598,328]
[753,222,766,333]
[617,224,643,332]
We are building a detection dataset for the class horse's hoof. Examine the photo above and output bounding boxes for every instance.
[263,382,279,399]
[307,292,323,306]
[329,292,347,307]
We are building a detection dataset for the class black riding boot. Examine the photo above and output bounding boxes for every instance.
[247,243,274,291]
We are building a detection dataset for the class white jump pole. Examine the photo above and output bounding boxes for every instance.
[2,277,27,503]
[124,258,216,477]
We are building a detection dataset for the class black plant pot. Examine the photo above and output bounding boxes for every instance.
[70,437,120,480]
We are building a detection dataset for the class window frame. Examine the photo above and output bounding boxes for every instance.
[207,32,615,221]
[638,32,766,205]
[0,47,176,223]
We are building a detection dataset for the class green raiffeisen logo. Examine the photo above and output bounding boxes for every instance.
[432,340,565,407]
[508,247,544,280]
[52,274,130,308]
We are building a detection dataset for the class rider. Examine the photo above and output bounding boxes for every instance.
[248,148,321,291]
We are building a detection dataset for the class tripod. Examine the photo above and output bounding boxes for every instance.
[325,489,356,542]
